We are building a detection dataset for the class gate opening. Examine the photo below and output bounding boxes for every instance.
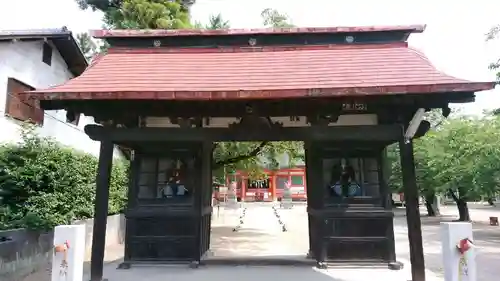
[208,141,309,263]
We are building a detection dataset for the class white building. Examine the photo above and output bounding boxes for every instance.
[0,28,122,157]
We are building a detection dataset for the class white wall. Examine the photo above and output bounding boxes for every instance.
[0,40,122,158]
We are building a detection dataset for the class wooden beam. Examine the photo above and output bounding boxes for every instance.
[90,140,114,281]
[399,138,426,281]
[84,124,402,142]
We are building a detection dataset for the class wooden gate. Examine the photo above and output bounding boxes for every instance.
[122,141,212,266]
[306,141,396,267]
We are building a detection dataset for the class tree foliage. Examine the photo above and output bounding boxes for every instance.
[261,8,295,28]
[0,124,128,230]
[76,0,193,29]
[76,32,98,62]
[206,13,230,29]
[212,141,303,181]
[486,25,500,82]
[388,111,500,220]
[193,13,230,30]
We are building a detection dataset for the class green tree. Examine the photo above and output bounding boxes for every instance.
[212,141,303,183]
[76,0,192,29]
[76,32,98,61]
[261,8,295,28]
[206,13,230,29]
[416,116,500,220]
[387,109,455,217]
[193,13,230,30]
[486,25,500,82]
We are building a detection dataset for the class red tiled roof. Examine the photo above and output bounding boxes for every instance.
[91,25,426,38]
[27,42,494,101]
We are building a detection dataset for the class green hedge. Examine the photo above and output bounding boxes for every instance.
[0,124,128,231]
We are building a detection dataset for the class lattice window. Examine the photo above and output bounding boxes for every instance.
[137,156,195,203]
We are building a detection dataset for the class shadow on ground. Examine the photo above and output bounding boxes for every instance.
[100,264,400,281]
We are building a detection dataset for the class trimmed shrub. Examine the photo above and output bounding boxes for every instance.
[0,124,128,230]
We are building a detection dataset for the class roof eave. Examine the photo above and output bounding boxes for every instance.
[90,25,427,39]
[26,82,496,110]
[0,29,88,77]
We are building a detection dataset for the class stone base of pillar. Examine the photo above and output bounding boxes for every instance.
[316,261,327,269]
[388,261,404,270]
[305,249,314,259]
[117,262,131,270]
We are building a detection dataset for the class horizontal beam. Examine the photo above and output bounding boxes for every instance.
[84,124,403,142]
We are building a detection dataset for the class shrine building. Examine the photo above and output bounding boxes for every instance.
[220,166,307,202]
[23,25,495,281]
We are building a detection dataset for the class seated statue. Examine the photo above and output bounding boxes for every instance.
[161,164,190,198]
[329,160,361,197]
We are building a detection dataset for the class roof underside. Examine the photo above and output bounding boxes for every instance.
[0,28,88,76]
[26,26,495,102]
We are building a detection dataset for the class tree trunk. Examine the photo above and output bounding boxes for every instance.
[448,189,470,221]
[424,193,440,216]
[456,199,471,221]
[424,198,435,216]
[487,198,496,206]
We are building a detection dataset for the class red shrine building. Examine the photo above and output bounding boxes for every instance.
[23,25,495,281]
[222,166,307,202]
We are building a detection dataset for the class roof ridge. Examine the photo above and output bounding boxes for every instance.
[107,42,409,55]
[91,25,426,39]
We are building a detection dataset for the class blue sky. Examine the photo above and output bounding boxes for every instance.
[1,0,499,114]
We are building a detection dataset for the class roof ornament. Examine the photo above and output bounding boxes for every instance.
[153,39,161,47]
[248,38,257,46]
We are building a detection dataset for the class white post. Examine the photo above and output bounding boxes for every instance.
[441,222,476,281]
[51,225,86,281]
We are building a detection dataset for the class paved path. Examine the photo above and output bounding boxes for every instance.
[394,205,500,281]
[209,203,308,258]
[20,203,500,281]
[437,205,500,223]
[94,203,426,281]
[95,264,432,281]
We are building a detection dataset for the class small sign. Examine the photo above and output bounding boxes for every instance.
[342,102,367,111]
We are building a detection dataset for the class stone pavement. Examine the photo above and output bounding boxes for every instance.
[394,205,500,281]
[89,203,441,281]
[92,263,438,281]
[208,203,307,258]
[437,205,500,223]
[22,203,500,281]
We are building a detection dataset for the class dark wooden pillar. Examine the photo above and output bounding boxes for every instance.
[119,151,138,269]
[191,141,212,267]
[399,139,426,281]
[378,149,391,210]
[90,140,114,281]
[304,142,314,258]
[379,149,398,266]
[304,141,326,267]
